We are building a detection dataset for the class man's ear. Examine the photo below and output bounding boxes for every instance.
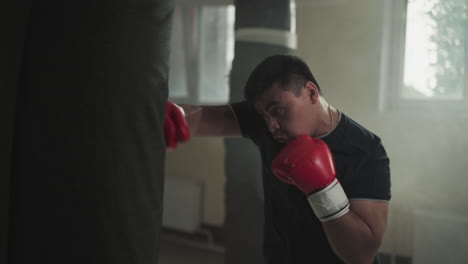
[304,81,319,104]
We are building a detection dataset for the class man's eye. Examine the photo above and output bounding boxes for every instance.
[271,107,284,116]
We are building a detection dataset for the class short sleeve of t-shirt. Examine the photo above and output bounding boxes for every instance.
[345,141,391,201]
[323,115,391,201]
[230,101,267,145]
[348,144,391,201]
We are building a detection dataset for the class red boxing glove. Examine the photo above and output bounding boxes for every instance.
[164,102,190,149]
[272,135,336,194]
[272,135,349,222]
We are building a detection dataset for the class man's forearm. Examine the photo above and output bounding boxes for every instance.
[178,104,241,137]
[178,104,203,135]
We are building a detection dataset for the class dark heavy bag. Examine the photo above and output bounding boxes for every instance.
[4,0,174,263]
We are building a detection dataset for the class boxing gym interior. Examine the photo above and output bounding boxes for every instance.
[2,0,467,264]
[161,1,468,263]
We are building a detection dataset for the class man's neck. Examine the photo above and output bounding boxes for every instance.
[312,98,338,138]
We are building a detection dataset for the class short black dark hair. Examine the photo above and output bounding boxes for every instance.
[244,54,321,104]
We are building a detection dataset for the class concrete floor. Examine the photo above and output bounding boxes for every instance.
[158,234,224,264]
[157,234,410,264]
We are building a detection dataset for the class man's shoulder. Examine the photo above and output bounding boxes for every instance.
[230,101,268,141]
[337,114,391,201]
[339,113,384,151]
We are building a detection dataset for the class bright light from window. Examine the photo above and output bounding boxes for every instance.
[403,0,467,100]
[169,6,235,104]
[403,0,438,97]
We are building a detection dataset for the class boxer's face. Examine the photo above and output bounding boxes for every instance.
[255,82,320,143]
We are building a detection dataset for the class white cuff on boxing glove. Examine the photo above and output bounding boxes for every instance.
[173,103,185,117]
[307,178,350,222]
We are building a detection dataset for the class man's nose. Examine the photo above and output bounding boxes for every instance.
[266,118,280,134]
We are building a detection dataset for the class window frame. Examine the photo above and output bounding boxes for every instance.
[379,0,468,117]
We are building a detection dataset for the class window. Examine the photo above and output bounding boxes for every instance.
[168,6,235,105]
[380,0,468,113]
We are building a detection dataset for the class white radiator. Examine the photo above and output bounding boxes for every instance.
[412,210,468,264]
[162,176,203,233]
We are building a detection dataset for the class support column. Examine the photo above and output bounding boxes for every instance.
[224,1,296,263]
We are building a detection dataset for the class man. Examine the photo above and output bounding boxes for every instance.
[165,54,391,263]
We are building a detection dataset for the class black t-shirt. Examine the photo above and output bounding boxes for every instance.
[231,101,391,264]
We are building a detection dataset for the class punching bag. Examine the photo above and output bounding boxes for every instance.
[224,0,296,263]
[2,0,174,263]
